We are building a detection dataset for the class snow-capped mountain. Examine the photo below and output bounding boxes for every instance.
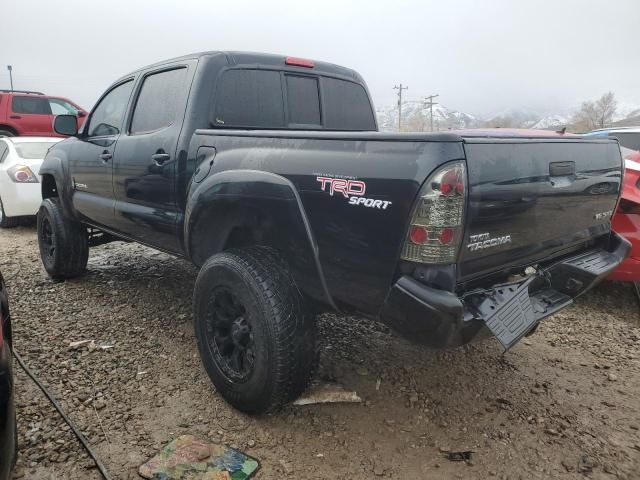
[531,114,573,129]
[375,100,640,132]
[376,101,477,132]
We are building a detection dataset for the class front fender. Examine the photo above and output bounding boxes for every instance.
[185,169,336,310]
[39,140,78,220]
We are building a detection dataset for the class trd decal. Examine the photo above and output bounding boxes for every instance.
[316,176,366,198]
[316,176,392,210]
[348,197,393,209]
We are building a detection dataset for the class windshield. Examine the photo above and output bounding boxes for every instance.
[14,142,58,159]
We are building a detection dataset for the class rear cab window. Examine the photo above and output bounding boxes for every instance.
[212,68,375,131]
[285,75,321,126]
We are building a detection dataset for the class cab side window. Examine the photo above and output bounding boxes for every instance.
[130,68,188,134]
[12,96,52,115]
[49,99,79,116]
[87,81,134,137]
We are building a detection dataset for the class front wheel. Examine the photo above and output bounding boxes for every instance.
[37,198,88,279]
[193,246,317,414]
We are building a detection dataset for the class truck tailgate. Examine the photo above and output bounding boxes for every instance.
[459,137,623,281]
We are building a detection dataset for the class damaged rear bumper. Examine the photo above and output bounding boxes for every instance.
[380,232,631,349]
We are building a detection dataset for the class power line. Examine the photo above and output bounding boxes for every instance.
[422,94,439,132]
[393,84,408,131]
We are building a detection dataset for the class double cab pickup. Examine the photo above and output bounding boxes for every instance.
[38,52,629,413]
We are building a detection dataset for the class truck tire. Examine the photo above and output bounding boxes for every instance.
[37,198,89,279]
[194,246,317,414]
[0,197,19,228]
[0,129,14,138]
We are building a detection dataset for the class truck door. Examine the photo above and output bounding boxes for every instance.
[112,63,194,253]
[10,95,53,135]
[68,79,134,227]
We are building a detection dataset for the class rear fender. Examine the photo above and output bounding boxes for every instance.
[185,169,336,310]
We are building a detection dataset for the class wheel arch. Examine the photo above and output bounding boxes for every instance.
[0,124,18,136]
[185,170,336,310]
[39,153,78,220]
[41,174,58,199]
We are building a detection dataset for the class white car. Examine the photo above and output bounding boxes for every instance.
[0,137,61,228]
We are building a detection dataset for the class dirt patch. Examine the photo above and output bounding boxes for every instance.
[1,226,639,479]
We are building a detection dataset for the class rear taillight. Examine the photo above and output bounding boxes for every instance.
[401,161,467,264]
[7,165,38,183]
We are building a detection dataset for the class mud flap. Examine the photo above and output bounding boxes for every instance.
[474,277,572,350]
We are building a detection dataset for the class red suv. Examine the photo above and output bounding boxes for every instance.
[0,90,87,137]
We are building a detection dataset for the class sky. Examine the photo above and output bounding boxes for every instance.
[2,0,639,117]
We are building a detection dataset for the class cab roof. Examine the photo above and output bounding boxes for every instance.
[122,51,364,83]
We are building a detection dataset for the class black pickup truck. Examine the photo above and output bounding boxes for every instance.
[39,51,629,413]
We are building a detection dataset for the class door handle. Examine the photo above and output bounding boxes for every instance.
[99,152,113,162]
[9,115,21,119]
[151,153,170,165]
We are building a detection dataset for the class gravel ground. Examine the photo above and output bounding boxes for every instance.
[1,225,639,479]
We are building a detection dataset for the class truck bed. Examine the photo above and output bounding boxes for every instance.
[190,128,622,314]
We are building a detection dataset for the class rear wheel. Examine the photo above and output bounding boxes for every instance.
[0,129,14,138]
[37,198,88,279]
[0,196,19,228]
[194,246,317,414]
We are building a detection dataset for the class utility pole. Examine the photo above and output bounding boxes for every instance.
[422,94,439,132]
[393,84,408,131]
[6,65,13,91]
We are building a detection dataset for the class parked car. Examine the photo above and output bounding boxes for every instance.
[0,137,61,227]
[586,128,640,281]
[608,149,640,281]
[0,271,16,480]
[38,51,629,414]
[0,90,87,138]
[586,126,640,152]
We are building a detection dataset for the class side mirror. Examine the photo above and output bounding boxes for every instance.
[54,114,78,136]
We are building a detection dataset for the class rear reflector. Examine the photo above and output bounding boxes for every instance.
[439,227,454,245]
[409,226,429,244]
[285,57,314,68]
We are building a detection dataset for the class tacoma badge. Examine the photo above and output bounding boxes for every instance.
[594,210,613,221]
[467,232,512,252]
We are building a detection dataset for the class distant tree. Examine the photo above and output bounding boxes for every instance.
[571,92,617,131]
